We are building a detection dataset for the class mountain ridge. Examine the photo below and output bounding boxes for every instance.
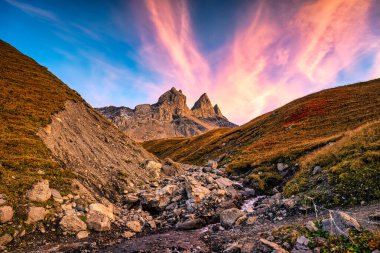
[97,87,236,141]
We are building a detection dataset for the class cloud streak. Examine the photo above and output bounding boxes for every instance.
[128,0,380,124]
[5,0,58,22]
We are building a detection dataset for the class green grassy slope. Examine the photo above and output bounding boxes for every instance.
[0,40,82,207]
[284,120,380,206]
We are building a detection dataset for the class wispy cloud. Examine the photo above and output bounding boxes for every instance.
[130,0,380,124]
[5,0,58,22]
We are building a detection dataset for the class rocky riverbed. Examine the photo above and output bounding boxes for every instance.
[14,160,380,253]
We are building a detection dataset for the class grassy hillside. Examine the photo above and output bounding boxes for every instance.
[0,40,82,206]
[144,79,380,195]
[284,120,380,206]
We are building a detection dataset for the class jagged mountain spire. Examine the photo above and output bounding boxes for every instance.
[191,93,216,118]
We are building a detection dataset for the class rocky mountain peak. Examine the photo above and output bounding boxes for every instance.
[213,104,224,117]
[156,87,190,118]
[191,93,216,118]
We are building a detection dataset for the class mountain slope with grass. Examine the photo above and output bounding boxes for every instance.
[143,79,380,198]
[0,40,161,244]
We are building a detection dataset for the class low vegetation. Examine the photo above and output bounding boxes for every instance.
[0,40,82,208]
[284,120,380,206]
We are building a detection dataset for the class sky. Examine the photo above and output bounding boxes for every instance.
[1,0,379,125]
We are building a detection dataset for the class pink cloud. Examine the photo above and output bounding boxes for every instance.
[133,0,380,125]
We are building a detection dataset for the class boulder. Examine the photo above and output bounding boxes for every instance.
[89,203,115,221]
[87,211,111,232]
[145,160,162,179]
[126,220,142,233]
[176,218,205,230]
[76,231,89,239]
[321,211,360,237]
[26,180,52,202]
[0,206,14,223]
[60,214,87,233]
[26,206,48,224]
[186,178,210,203]
[0,234,12,246]
[220,208,246,228]
[215,178,233,189]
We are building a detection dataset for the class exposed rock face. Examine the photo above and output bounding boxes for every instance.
[37,101,159,202]
[96,88,236,141]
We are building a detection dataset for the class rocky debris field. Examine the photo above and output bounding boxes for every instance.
[3,160,378,253]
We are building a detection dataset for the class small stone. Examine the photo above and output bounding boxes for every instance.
[123,231,136,239]
[76,231,89,240]
[176,218,205,230]
[220,208,245,228]
[0,206,14,223]
[246,216,257,225]
[305,221,318,232]
[126,220,142,233]
[312,166,321,175]
[148,220,156,229]
[296,236,309,246]
[0,234,12,246]
[206,160,218,169]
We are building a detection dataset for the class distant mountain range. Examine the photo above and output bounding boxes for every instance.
[96,88,237,141]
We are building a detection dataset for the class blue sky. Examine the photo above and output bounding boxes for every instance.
[1,0,379,124]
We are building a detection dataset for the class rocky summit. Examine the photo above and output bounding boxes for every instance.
[96,88,236,141]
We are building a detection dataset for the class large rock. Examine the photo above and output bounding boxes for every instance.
[89,203,115,221]
[126,221,142,233]
[0,234,12,246]
[186,178,210,203]
[87,211,111,232]
[220,208,246,228]
[145,160,162,179]
[0,206,13,223]
[321,211,361,237]
[26,206,48,224]
[60,214,87,233]
[26,180,52,202]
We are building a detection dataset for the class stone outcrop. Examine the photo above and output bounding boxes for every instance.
[96,88,236,141]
